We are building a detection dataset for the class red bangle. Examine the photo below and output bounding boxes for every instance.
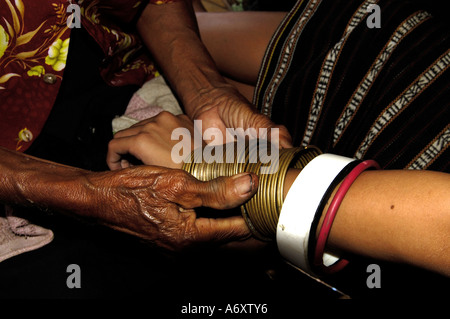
[313,160,381,274]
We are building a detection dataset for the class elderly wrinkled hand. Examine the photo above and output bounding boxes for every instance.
[188,88,293,149]
[83,165,258,251]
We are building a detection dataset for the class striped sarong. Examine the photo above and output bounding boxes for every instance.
[254,0,449,171]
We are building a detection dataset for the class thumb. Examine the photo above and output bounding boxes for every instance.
[193,173,259,210]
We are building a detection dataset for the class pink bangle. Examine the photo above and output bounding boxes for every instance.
[313,160,381,274]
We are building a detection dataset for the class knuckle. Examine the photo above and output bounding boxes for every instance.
[202,177,230,207]
[135,131,150,143]
[170,170,191,191]
[132,133,153,152]
[112,130,125,139]
[107,139,121,158]
[210,178,229,201]
[155,110,175,123]
[158,170,199,203]
[107,138,116,150]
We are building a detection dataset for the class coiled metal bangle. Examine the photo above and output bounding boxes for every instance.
[182,141,321,241]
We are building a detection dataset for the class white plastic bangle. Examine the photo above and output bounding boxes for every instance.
[276,153,356,275]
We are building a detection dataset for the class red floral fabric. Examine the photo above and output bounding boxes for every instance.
[0,0,180,152]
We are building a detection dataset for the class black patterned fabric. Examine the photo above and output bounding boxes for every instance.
[254,0,449,172]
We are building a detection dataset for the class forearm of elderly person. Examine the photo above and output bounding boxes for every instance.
[0,146,258,251]
[136,1,292,148]
[137,0,235,116]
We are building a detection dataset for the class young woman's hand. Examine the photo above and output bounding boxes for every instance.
[107,112,197,170]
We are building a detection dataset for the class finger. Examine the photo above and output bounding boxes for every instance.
[194,215,251,244]
[115,113,193,139]
[121,159,131,169]
[275,124,293,149]
[183,173,259,210]
[240,111,293,148]
[107,137,139,170]
[113,125,144,139]
[129,117,157,127]
[149,111,192,128]
[113,116,162,138]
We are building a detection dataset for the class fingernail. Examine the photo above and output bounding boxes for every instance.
[233,173,253,195]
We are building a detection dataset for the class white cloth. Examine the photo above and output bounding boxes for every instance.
[0,205,53,262]
[112,75,183,133]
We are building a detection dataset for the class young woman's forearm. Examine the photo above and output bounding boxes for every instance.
[284,169,450,276]
[329,170,449,276]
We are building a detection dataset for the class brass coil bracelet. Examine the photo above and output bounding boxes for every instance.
[182,141,322,241]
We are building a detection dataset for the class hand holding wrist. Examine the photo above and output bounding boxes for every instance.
[77,166,259,250]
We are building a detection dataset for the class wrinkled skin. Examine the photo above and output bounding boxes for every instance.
[188,88,293,149]
[82,165,259,251]
[105,112,270,251]
[135,1,293,154]
[0,145,260,252]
